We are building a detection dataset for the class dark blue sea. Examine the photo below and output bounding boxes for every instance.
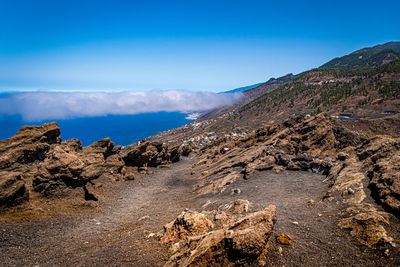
[0,112,192,146]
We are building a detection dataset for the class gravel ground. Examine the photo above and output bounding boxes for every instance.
[0,156,399,266]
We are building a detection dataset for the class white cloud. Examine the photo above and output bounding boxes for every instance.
[0,90,242,121]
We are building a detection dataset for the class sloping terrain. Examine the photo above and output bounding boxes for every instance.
[0,123,189,217]
[1,42,400,266]
[1,116,400,266]
[321,42,400,68]
[150,59,400,146]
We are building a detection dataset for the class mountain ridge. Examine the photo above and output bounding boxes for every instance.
[321,41,400,68]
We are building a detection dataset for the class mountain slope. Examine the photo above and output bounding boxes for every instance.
[321,41,400,68]
[223,82,264,94]
[150,42,400,145]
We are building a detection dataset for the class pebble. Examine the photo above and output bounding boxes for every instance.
[292,221,299,225]
[306,199,315,206]
[147,233,155,238]
[231,188,241,195]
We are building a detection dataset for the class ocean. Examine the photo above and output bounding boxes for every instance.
[0,112,192,146]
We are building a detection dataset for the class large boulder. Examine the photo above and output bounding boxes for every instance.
[161,200,277,266]
[338,203,395,248]
[121,141,181,168]
[161,210,214,245]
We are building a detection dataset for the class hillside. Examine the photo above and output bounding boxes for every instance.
[199,73,295,121]
[321,41,400,68]
[157,42,398,145]
[1,114,400,266]
[2,42,400,266]
[150,59,400,146]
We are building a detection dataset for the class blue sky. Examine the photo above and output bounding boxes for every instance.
[0,0,399,92]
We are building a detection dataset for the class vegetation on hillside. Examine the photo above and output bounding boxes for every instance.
[246,60,400,114]
[321,41,400,68]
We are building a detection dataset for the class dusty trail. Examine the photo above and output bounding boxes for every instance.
[0,157,398,266]
[0,157,199,266]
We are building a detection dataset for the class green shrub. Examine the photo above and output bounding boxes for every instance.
[359,133,367,139]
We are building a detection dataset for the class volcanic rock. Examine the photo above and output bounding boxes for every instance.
[338,203,395,248]
[191,115,353,195]
[33,137,124,196]
[121,141,181,168]
[276,233,293,245]
[0,172,29,208]
[0,122,61,170]
[360,136,400,215]
[162,200,277,266]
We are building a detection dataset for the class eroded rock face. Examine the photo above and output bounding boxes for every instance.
[339,204,395,248]
[360,136,400,215]
[161,200,277,266]
[0,122,189,207]
[191,115,355,195]
[121,141,181,168]
[0,122,61,169]
[33,137,125,196]
[160,210,214,245]
[189,115,400,250]
[0,172,29,208]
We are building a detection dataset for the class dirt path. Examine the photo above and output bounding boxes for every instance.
[0,157,399,266]
[0,157,199,266]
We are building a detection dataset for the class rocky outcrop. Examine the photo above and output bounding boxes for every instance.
[188,114,400,250]
[161,200,277,266]
[121,141,181,168]
[161,210,214,245]
[191,114,357,195]
[0,123,190,208]
[0,172,29,208]
[360,136,400,215]
[32,137,125,197]
[338,203,395,248]
[0,122,61,170]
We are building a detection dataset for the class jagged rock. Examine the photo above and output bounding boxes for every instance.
[325,156,367,204]
[276,233,293,245]
[0,122,61,169]
[179,144,192,157]
[160,210,214,245]
[121,141,181,168]
[0,172,29,208]
[33,137,123,196]
[162,201,277,267]
[191,115,352,195]
[224,199,253,215]
[338,204,395,248]
[360,136,400,215]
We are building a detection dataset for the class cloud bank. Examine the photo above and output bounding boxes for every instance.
[0,90,242,121]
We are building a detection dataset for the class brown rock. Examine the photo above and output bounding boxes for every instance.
[164,204,277,267]
[0,172,29,208]
[276,233,293,245]
[121,141,182,168]
[338,204,395,248]
[0,122,61,169]
[360,136,400,215]
[160,210,214,245]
